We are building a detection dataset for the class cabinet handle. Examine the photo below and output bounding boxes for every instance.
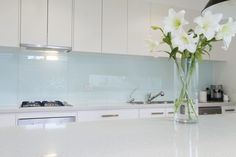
[151,112,164,115]
[225,109,235,112]
[168,112,174,114]
[101,114,119,118]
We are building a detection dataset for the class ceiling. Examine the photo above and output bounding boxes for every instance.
[148,0,209,11]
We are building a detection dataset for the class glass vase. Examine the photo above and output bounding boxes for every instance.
[174,58,199,123]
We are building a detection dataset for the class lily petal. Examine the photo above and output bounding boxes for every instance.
[163,8,188,35]
[194,11,223,40]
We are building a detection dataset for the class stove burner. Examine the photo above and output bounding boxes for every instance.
[42,101,64,107]
[21,101,42,107]
[21,101,65,108]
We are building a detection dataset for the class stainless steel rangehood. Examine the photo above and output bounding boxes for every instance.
[20,0,73,53]
[20,44,72,53]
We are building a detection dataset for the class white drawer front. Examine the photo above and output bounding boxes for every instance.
[222,106,236,114]
[17,116,76,127]
[16,112,78,119]
[16,112,78,127]
[0,114,16,127]
[165,108,175,117]
[78,109,139,122]
[139,108,166,118]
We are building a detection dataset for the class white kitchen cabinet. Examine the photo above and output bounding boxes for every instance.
[16,112,78,120]
[48,0,72,47]
[203,53,227,61]
[102,0,128,54]
[0,114,16,127]
[21,0,48,45]
[73,0,102,53]
[128,0,151,56]
[139,107,175,118]
[15,112,78,127]
[21,0,72,47]
[78,109,139,122]
[222,105,236,114]
[165,107,175,117]
[0,0,19,47]
[149,3,170,58]
[150,3,168,33]
[139,108,166,118]
[203,42,228,61]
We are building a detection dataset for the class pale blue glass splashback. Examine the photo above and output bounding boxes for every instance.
[0,48,213,107]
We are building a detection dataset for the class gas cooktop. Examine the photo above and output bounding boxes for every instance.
[20,101,69,108]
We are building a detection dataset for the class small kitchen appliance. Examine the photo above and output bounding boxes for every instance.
[206,85,224,102]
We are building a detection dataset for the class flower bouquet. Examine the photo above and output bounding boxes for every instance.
[148,8,236,123]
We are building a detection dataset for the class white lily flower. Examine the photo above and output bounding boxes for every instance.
[216,17,236,50]
[172,32,199,53]
[194,11,222,40]
[146,39,160,52]
[163,8,189,35]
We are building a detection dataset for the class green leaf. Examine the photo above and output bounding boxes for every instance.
[170,47,178,59]
[187,29,195,35]
[207,44,212,52]
[151,25,165,35]
[151,26,161,30]
[181,54,186,71]
[189,56,196,76]
[162,37,169,44]
[195,50,203,63]
[162,51,171,55]
[203,50,211,59]
[163,34,172,46]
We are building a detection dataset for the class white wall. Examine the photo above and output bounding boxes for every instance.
[213,38,236,101]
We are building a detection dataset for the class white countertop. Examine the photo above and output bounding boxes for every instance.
[1,114,236,157]
[0,102,234,114]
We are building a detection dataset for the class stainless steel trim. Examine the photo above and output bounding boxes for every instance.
[225,109,235,112]
[151,112,164,115]
[20,43,72,52]
[101,114,119,118]
[145,91,165,104]
[17,116,76,126]
[199,106,222,115]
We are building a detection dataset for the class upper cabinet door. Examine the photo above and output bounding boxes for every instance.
[0,0,19,47]
[73,0,102,53]
[203,42,228,61]
[128,0,150,56]
[21,0,47,45]
[150,3,170,58]
[21,0,72,47]
[48,0,72,47]
[102,0,128,54]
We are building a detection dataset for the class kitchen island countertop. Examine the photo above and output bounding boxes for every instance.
[0,102,234,114]
[1,114,236,157]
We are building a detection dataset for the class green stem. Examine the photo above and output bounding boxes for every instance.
[174,58,198,121]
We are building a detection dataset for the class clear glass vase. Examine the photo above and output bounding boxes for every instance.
[174,58,199,123]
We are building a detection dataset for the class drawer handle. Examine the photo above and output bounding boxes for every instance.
[101,114,119,118]
[225,109,235,112]
[151,112,164,115]
[168,112,174,114]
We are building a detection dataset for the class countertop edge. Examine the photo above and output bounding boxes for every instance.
[0,102,234,114]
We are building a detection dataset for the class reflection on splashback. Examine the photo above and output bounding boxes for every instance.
[67,52,175,104]
[0,50,18,106]
[0,48,214,107]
